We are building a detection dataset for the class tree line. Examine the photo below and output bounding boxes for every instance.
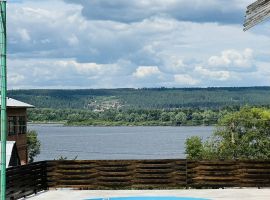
[27,107,240,126]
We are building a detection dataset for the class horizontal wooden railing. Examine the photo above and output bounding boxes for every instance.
[6,161,47,200]
[187,160,270,188]
[46,159,187,189]
[46,159,270,189]
[6,159,270,199]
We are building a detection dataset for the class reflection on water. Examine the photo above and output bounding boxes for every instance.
[28,124,213,161]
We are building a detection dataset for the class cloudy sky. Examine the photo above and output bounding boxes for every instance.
[7,0,270,89]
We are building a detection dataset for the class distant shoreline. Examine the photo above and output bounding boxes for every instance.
[28,121,66,125]
[28,121,215,127]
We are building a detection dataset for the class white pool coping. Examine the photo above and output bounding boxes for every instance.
[26,189,270,200]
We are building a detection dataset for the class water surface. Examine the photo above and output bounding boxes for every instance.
[88,197,210,200]
[28,124,213,161]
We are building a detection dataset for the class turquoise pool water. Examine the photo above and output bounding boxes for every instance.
[87,197,210,200]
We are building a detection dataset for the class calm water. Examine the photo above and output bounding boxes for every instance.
[88,198,209,200]
[28,124,214,161]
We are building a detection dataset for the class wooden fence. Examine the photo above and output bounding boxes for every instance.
[6,161,47,200]
[5,159,270,199]
[187,160,270,188]
[46,159,270,189]
[46,159,187,189]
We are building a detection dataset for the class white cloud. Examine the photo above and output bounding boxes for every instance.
[17,28,31,42]
[64,0,252,24]
[195,66,231,81]
[67,35,79,46]
[9,73,25,85]
[6,0,270,88]
[56,60,122,76]
[133,66,161,78]
[58,60,101,74]
[160,54,187,73]
[208,48,254,69]
[8,58,135,89]
[174,74,199,85]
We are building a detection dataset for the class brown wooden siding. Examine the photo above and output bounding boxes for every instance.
[7,108,28,164]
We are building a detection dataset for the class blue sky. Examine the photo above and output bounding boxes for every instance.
[7,0,270,89]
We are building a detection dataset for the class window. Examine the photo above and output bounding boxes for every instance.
[8,116,27,135]
[8,116,16,135]
[18,116,26,134]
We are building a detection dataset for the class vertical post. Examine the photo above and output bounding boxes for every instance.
[0,1,7,199]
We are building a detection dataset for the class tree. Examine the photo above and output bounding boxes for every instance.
[185,136,203,160]
[139,114,148,121]
[115,113,124,121]
[191,112,203,125]
[186,107,270,160]
[27,130,41,163]
[160,112,170,122]
[202,110,217,125]
[174,112,187,125]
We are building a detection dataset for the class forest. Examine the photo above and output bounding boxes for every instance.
[10,87,270,126]
[9,87,270,109]
[27,107,238,126]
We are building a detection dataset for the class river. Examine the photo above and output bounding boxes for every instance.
[28,124,214,161]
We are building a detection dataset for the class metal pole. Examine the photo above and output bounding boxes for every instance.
[0,1,7,199]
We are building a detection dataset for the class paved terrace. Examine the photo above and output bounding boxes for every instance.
[27,189,270,200]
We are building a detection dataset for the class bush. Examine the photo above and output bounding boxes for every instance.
[185,136,203,160]
[27,130,41,163]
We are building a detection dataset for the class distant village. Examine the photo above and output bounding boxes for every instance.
[86,99,123,112]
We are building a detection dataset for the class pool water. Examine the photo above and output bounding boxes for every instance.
[87,197,210,200]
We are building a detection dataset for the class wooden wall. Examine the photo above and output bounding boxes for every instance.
[7,107,28,165]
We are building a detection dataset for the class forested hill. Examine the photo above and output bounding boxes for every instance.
[8,87,270,109]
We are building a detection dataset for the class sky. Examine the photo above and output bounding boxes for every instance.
[7,0,270,89]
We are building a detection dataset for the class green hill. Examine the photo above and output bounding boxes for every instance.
[8,87,270,110]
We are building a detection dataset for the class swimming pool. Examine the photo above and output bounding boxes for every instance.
[87,197,210,200]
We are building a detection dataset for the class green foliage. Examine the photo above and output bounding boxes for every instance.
[191,112,203,125]
[186,107,270,160]
[174,112,187,125]
[8,87,270,110]
[55,155,78,160]
[27,108,229,126]
[161,112,171,122]
[27,130,41,163]
[185,136,203,160]
[13,87,270,126]
[202,110,218,125]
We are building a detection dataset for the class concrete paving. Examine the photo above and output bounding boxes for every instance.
[26,189,270,200]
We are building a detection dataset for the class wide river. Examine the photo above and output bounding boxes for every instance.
[28,124,214,161]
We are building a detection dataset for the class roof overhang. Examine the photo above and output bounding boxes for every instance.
[244,0,270,31]
[0,97,35,108]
